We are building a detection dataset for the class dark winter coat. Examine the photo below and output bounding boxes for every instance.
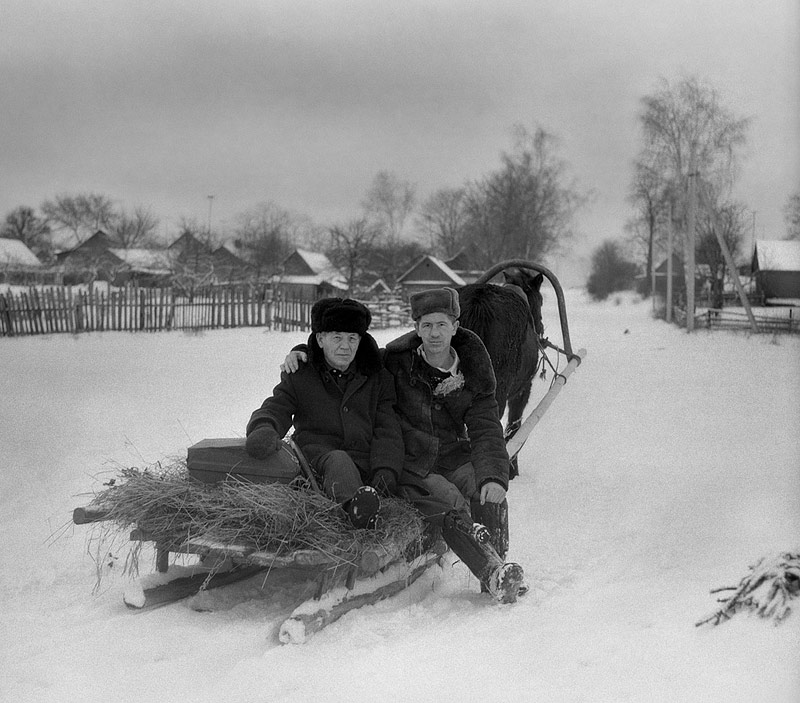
[246,332,404,481]
[383,327,510,491]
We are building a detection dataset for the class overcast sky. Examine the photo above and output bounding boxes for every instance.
[2,0,798,282]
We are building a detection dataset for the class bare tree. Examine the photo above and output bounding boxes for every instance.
[636,76,750,323]
[41,192,117,246]
[361,170,416,244]
[1,206,52,260]
[168,218,218,292]
[326,219,382,293]
[112,205,160,248]
[784,192,800,240]
[462,125,586,268]
[416,187,468,257]
[232,203,300,279]
[696,200,748,308]
[626,160,673,294]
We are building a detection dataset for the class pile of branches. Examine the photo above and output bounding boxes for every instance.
[86,461,426,577]
[696,551,800,627]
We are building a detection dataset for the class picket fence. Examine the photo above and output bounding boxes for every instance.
[671,305,799,334]
[0,286,412,337]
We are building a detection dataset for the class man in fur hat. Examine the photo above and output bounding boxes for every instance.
[245,298,403,529]
[382,287,524,603]
[281,288,525,603]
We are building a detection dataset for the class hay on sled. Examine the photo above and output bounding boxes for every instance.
[85,460,426,582]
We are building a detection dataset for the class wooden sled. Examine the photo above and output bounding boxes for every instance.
[73,438,447,643]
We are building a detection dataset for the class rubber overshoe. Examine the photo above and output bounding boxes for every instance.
[487,562,525,604]
[346,485,381,529]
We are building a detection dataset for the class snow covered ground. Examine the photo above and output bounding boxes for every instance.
[1,289,798,703]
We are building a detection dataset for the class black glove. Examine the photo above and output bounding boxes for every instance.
[371,468,398,497]
[245,425,281,459]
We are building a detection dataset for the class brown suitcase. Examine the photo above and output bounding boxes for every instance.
[186,437,301,484]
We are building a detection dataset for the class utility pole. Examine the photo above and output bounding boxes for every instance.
[207,195,215,236]
[685,169,697,332]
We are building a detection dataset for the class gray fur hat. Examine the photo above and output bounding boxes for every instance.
[410,287,460,320]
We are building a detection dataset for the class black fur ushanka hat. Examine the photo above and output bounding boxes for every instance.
[311,298,371,335]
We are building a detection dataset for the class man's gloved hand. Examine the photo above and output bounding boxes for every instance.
[371,469,398,497]
[245,426,281,459]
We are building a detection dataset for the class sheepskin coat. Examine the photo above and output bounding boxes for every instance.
[247,333,404,480]
[383,327,510,490]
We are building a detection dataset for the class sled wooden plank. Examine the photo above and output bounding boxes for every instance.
[278,550,443,644]
[182,536,339,570]
[173,536,401,576]
[73,505,109,524]
[124,564,268,611]
[506,348,586,460]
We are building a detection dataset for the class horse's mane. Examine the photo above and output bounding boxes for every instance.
[458,284,532,375]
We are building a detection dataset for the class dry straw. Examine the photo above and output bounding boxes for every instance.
[86,460,426,580]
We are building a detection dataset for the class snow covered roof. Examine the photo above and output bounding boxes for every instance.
[0,238,42,267]
[273,273,348,290]
[753,239,800,272]
[108,248,172,273]
[293,248,334,275]
[397,255,467,286]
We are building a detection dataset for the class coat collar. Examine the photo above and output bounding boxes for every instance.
[386,327,496,395]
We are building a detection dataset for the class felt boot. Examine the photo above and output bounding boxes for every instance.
[441,511,525,603]
[486,562,526,604]
[470,500,528,597]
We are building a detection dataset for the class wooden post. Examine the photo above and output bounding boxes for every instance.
[0,294,12,336]
[74,290,84,333]
[711,214,759,333]
[156,545,169,573]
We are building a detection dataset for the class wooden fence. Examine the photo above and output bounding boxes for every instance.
[694,307,798,334]
[0,286,412,337]
[672,306,799,334]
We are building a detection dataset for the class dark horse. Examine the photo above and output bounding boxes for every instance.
[458,268,544,476]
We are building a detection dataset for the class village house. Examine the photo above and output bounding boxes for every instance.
[751,239,800,303]
[0,237,58,285]
[274,248,348,300]
[56,231,171,285]
[396,254,466,298]
[444,248,484,284]
[56,230,251,287]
